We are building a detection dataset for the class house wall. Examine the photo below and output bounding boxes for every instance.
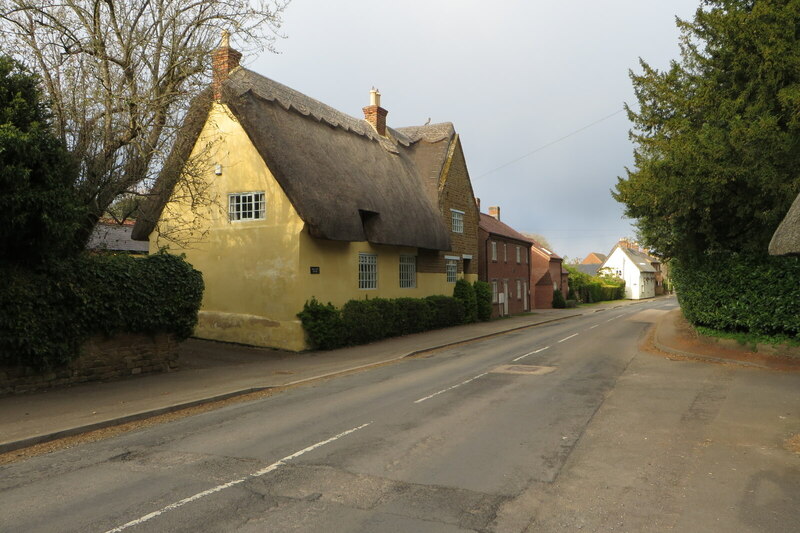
[602,248,655,300]
[477,229,531,317]
[419,137,479,280]
[151,103,308,350]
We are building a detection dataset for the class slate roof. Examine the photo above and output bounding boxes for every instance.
[479,214,533,245]
[575,263,600,276]
[87,222,149,253]
[133,67,455,251]
[770,192,800,255]
[614,245,657,273]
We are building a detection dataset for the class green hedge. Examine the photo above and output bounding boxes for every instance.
[299,290,486,350]
[453,279,477,323]
[473,281,492,321]
[564,264,625,303]
[672,254,800,337]
[0,252,204,368]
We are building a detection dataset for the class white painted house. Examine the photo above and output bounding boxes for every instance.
[599,244,657,300]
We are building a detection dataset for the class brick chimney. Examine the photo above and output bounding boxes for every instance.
[488,206,500,221]
[363,88,388,136]
[475,197,481,211]
[211,31,242,101]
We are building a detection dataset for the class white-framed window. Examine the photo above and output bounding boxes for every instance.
[516,279,522,299]
[399,255,416,288]
[450,209,464,234]
[228,191,265,221]
[525,249,528,264]
[503,243,508,262]
[516,246,521,264]
[446,259,458,283]
[491,241,497,261]
[359,253,377,289]
[491,280,498,303]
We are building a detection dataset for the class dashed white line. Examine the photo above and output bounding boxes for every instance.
[557,333,579,343]
[589,324,599,330]
[513,346,550,362]
[414,373,489,404]
[104,422,371,532]
[606,315,621,322]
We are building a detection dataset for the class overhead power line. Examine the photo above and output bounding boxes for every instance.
[474,108,626,180]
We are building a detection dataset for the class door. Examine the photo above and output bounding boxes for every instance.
[523,281,529,311]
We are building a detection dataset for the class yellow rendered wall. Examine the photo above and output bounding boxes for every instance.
[298,230,476,308]
[150,103,308,351]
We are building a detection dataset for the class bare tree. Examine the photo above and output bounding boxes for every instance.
[0,0,288,242]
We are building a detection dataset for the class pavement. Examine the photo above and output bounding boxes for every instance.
[1,294,794,455]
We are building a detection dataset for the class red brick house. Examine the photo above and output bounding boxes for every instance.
[530,240,568,309]
[477,206,532,317]
[581,252,607,265]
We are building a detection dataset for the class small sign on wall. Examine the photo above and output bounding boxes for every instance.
[310,266,320,274]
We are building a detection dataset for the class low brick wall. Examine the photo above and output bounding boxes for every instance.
[0,333,178,396]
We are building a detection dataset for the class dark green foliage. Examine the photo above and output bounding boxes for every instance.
[672,254,800,337]
[0,56,86,265]
[473,281,492,321]
[552,289,566,309]
[0,252,204,369]
[565,300,577,309]
[298,294,471,350]
[565,264,625,303]
[453,279,478,323]
[297,298,345,350]
[567,286,577,301]
[614,1,800,259]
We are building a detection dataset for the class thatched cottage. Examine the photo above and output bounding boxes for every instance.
[132,35,479,350]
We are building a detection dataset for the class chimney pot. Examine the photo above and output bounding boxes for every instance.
[211,30,242,101]
[363,88,388,136]
[488,206,500,221]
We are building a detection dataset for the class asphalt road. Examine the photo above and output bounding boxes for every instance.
[1,297,798,532]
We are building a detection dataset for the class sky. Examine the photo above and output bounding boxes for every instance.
[246,0,700,261]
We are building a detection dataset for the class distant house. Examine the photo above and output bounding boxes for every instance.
[600,241,658,299]
[574,263,601,277]
[477,205,532,317]
[132,36,479,351]
[770,192,800,255]
[581,252,607,265]
[87,220,149,255]
[529,239,568,309]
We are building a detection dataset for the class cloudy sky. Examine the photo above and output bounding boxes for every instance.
[247,0,700,261]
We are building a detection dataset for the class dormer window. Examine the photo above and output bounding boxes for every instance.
[450,209,464,233]
[229,192,265,221]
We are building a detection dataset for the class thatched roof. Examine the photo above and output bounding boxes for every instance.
[769,192,800,256]
[133,68,454,250]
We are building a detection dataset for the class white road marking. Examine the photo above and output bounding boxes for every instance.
[414,373,489,404]
[512,346,550,362]
[104,423,371,532]
[557,333,579,343]
[589,324,599,330]
[606,315,621,322]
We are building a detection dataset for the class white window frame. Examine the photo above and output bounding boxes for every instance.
[491,241,497,261]
[450,209,464,234]
[359,253,378,289]
[503,243,508,263]
[491,280,498,303]
[516,246,521,264]
[516,279,522,299]
[399,255,416,288]
[228,191,265,221]
[446,258,458,283]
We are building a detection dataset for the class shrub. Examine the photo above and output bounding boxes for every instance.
[552,289,566,308]
[0,252,203,369]
[473,281,492,321]
[672,254,800,337]
[395,297,433,334]
[297,298,345,350]
[453,279,478,323]
[426,295,466,329]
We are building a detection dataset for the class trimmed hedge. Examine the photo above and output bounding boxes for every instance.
[473,280,492,321]
[672,254,800,337]
[453,279,478,323]
[299,289,488,350]
[564,264,625,303]
[0,252,204,369]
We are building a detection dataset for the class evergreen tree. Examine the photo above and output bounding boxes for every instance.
[614,0,800,260]
[0,56,84,265]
